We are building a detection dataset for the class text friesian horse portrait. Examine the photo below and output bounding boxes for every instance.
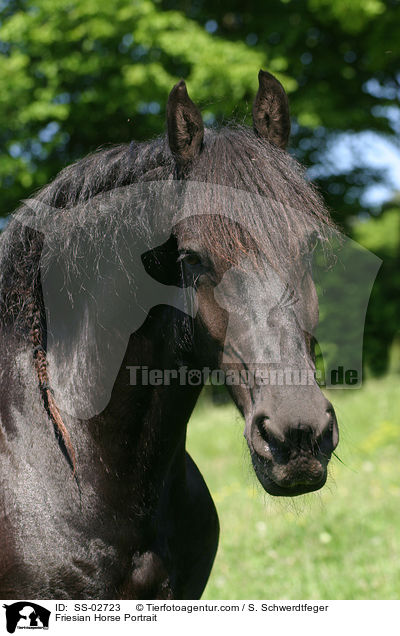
[0,71,338,599]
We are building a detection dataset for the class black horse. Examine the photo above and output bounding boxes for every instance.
[0,70,338,599]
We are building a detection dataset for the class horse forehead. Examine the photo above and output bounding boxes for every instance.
[215,260,290,302]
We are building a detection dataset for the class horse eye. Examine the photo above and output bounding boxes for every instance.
[182,253,202,267]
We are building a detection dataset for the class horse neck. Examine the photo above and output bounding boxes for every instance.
[2,293,202,511]
[69,309,202,509]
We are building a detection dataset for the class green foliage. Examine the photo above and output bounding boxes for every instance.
[308,0,385,33]
[352,207,400,375]
[0,0,267,214]
[188,376,400,599]
[354,206,400,256]
[1,0,400,219]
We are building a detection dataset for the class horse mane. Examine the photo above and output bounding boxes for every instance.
[0,124,335,470]
[0,126,334,324]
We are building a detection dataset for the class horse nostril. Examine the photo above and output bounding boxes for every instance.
[320,405,339,453]
[255,415,270,444]
[326,406,335,419]
[254,415,289,459]
[251,404,338,461]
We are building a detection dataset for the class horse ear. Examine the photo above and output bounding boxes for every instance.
[252,70,291,149]
[167,80,204,164]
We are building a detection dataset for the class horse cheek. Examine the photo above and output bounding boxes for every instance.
[197,285,229,345]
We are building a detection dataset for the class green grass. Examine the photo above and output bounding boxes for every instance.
[186,375,400,599]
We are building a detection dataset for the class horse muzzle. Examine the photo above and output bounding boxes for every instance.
[246,396,339,497]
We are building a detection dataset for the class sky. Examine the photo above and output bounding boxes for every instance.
[329,132,400,207]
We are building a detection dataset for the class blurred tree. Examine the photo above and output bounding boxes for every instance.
[0,0,266,216]
[163,0,400,227]
[1,0,399,224]
[352,202,400,375]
